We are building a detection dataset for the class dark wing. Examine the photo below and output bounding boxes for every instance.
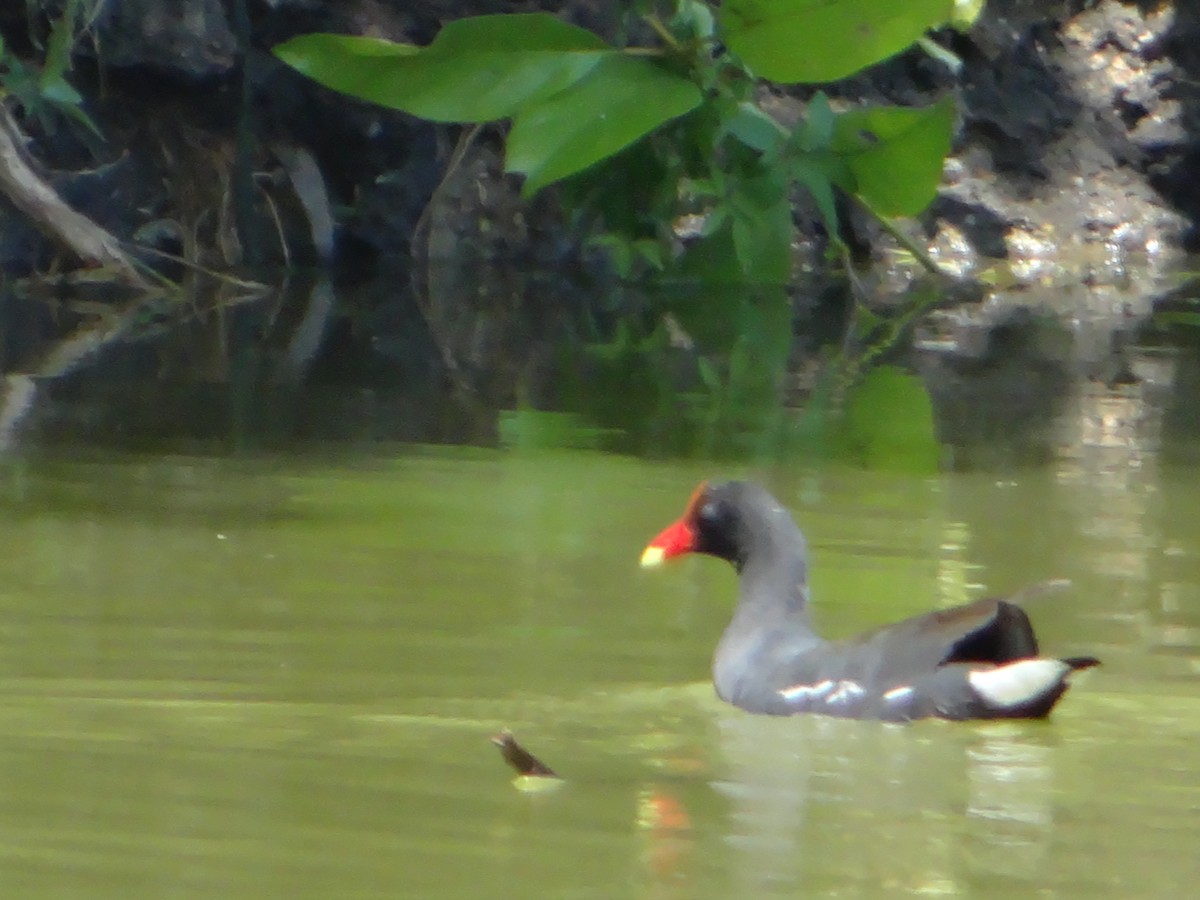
[823,596,1040,686]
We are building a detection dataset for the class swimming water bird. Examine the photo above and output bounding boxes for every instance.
[640,481,1098,721]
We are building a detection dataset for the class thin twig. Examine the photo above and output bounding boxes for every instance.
[260,185,292,270]
[125,242,269,291]
[410,122,484,255]
[409,123,488,395]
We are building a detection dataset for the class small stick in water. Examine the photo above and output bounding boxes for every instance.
[491,730,559,778]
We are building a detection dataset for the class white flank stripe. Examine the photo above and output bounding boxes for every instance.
[968,659,1071,708]
[827,681,865,705]
[779,679,834,701]
[882,685,914,703]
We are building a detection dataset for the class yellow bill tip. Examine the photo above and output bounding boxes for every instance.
[640,545,666,568]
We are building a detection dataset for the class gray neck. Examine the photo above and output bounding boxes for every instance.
[712,506,822,706]
[733,498,813,614]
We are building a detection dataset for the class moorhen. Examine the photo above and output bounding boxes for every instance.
[640,481,1098,721]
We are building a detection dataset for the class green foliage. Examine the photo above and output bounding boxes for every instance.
[498,408,611,452]
[274,2,965,282]
[276,3,966,468]
[1158,312,1200,327]
[1152,292,1200,336]
[719,0,955,83]
[546,294,940,470]
[0,0,103,139]
[274,17,610,123]
[507,54,702,196]
[830,99,956,217]
[837,366,940,471]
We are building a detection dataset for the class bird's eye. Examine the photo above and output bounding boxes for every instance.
[697,501,723,526]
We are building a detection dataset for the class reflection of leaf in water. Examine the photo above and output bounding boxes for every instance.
[1155,312,1200,328]
[498,409,614,452]
[839,366,939,472]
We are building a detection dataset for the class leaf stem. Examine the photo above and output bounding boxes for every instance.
[859,199,946,276]
[644,13,681,52]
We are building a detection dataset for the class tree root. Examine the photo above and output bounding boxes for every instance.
[0,103,149,289]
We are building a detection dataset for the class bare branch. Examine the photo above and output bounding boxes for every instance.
[0,104,149,288]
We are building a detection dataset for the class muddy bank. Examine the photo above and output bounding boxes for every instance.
[2,3,1195,271]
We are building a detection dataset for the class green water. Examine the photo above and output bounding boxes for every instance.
[0,447,1196,898]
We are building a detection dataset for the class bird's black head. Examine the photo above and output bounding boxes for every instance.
[641,481,799,572]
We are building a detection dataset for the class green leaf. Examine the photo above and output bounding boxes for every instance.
[839,366,939,471]
[43,0,79,84]
[677,222,745,287]
[673,0,717,40]
[5,69,40,112]
[273,15,610,123]
[39,74,103,138]
[719,0,956,83]
[791,159,841,242]
[588,234,634,278]
[701,204,730,237]
[951,0,986,30]
[831,97,954,216]
[794,92,835,152]
[507,54,701,195]
[722,101,785,153]
[728,173,793,283]
[39,76,82,107]
[742,290,793,379]
[431,13,608,53]
[498,408,605,451]
[853,303,884,334]
[52,98,104,139]
[632,238,666,270]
